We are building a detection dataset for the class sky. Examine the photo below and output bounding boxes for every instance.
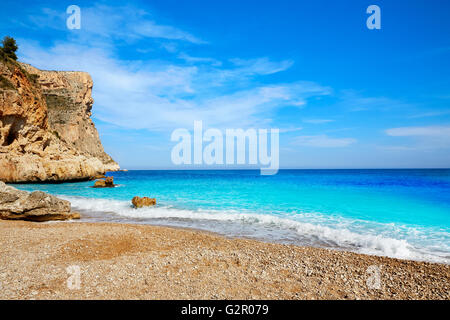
[1,0,450,169]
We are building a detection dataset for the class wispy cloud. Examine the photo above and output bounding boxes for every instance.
[385,125,450,149]
[131,21,206,44]
[378,145,418,151]
[339,90,413,112]
[178,53,222,66]
[14,3,334,133]
[229,57,294,75]
[199,57,298,88]
[25,4,205,45]
[19,40,329,131]
[279,127,303,133]
[303,119,335,124]
[408,110,450,118]
[386,126,450,137]
[292,135,356,147]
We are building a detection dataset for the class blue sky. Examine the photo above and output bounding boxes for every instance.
[1,0,450,169]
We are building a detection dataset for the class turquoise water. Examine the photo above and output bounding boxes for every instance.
[14,169,450,263]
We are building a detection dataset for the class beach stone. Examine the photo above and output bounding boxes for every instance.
[93,176,115,188]
[105,176,114,186]
[0,191,19,204]
[132,196,156,208]
[0,181,80,221]
[93,180,106,188]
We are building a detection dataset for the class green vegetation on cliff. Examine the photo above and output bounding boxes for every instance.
[0,36,18,61]
[0,75,15,90]
[0,36,40,86]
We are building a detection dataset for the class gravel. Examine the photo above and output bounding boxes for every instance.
[0,220,448,300]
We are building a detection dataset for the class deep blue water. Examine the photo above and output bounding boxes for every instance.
[14,169,450,263]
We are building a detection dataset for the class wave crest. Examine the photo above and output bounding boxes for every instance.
[63,196,449,264]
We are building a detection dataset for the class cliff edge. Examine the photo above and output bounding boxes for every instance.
[0,56,119,182]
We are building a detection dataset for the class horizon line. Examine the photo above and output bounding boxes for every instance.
[113,168,450,171]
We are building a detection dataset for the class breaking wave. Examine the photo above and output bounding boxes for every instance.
[62,195,450,264]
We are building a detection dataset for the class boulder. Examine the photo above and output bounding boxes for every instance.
[93,180,106,188]
[0,181,80,221]
[92,176,115,188]
[132,196,156,208]
[105,176,114,186]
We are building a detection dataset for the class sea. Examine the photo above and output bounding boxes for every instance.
[14,169,450,264]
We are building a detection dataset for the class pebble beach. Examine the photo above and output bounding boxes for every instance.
[0,220,448,300]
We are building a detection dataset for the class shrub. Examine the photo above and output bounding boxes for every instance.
[1,36,18,61]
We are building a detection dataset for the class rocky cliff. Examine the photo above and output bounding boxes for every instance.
[0,56,119,182]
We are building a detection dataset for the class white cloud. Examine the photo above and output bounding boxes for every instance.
[409,110,450,118]
[385,126,450,137]
[229,57,294,75]
[132,21,206,44]
[19,41,330,131]
[378,146,418,151]
[292,135,356,147]
[199,57,298,88]
[16,3,333,133]
[303,119,335,124]
[279,127,303,133]
[26,4,205,45]
[178,53,222,66]
[339,90,413,112]
[385,126,450,149]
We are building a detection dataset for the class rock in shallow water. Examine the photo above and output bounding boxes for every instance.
[0,181,80,221]
[132,196,156,208]
[93,180,106,188]
[92,176,115,188]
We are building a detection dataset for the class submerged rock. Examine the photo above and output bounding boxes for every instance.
[0,181,80,221]
[132,196,156,208]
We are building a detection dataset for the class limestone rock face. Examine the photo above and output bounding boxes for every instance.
[0,181,80,221]
[0,58,119,182]
[132,196,156,208]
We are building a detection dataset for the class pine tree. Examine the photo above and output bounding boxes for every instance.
[1,36,18,60]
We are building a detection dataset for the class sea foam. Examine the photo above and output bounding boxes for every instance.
[62,195,450,264]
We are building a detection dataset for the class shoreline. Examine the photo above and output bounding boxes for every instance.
[76,211,450,265]
[1,219,449,300]
[11,170,450,266]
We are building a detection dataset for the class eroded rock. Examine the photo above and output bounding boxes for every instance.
[132,196,156,208]
[93,176,115,188]
[93,180,106,188]
[0,181,80,221]
[105,176,114,185]
[0,58,119,183]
